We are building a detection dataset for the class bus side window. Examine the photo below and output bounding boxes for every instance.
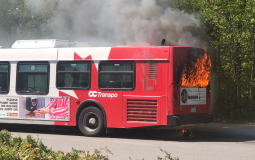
[16,62,49,95]
[56,61,91,90]
[0,62,10,94]
[98,61,135,90]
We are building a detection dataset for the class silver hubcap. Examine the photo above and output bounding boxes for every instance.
[89,117,96,126]
[83,112,99,132]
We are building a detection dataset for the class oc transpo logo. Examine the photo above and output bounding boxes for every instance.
[88,91,118,99]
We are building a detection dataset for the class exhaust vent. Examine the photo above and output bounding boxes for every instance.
[127,99,157,122]
[149,63,157,79]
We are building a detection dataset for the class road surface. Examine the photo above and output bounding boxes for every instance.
[1,123,255,160]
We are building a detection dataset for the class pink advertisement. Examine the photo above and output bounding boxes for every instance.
[0,97,70,121]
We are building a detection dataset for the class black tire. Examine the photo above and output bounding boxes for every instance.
[78,107,105,137]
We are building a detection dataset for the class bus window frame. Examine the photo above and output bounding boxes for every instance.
[0,62,10,94]
[16,61,50,95]
[56,61,91,90]
[98,61,136,91]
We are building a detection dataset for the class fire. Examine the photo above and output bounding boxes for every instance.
[181,49,211,87]
[182,129,192,137]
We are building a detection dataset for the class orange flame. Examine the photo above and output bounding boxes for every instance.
[181,49,211,87]
[182,129,192,137]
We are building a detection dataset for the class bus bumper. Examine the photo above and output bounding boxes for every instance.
[167,114,214,126]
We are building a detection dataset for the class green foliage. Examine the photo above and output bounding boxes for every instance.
[0,129,111,160]
[157,148,179,160]
[0,0,55,47]
[0,130,177,160]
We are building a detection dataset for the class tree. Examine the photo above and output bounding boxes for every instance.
[0,0,54,48]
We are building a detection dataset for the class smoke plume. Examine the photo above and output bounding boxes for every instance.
[24,0,207,47]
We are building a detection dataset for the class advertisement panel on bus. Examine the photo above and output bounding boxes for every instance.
[180,87,206,105]
[0,97,70,121]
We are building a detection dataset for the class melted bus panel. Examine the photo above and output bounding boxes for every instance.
[167,46,213,126]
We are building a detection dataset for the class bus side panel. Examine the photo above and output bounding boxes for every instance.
[90,61,123,128]
[168,47,174,116]
[100,93,123,128]
[170,47,188,115]
[122,96,161,128]
[122,61,168,128]
[160,62,169,125]
[160,95,167,125]
[88,61,123,128]
[54,91,78,126]
[55,61,124,128]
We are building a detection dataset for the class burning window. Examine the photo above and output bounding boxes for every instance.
[180,48,211,87]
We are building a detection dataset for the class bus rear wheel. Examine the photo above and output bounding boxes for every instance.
[78,107,105,137]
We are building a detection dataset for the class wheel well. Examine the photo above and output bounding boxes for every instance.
[76,100,106,127]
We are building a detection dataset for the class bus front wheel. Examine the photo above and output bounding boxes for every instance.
[78,107,105,136]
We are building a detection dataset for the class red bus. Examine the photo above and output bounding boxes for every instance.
[0,40,213,136]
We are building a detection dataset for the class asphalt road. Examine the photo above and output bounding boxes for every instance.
[1,123,255,160]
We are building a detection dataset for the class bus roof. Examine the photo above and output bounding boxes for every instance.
[12,39,88,49]
[0,40,190,61]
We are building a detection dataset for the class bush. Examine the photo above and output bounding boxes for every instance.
[0,129,111,160]
[0,129,178,160]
